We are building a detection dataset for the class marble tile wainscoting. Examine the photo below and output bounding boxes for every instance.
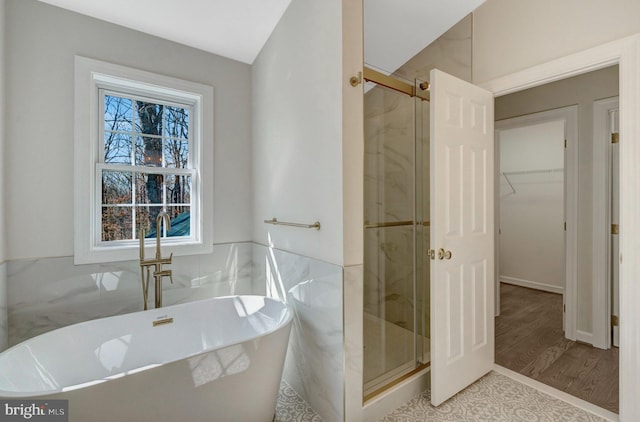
[252,245,344,422]
[5,242,344,422]
[6,242,254,346]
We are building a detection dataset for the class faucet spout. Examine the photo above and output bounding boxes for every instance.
[155,212,171,259]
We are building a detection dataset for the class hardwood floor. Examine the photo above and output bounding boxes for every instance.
[495,283,619,413]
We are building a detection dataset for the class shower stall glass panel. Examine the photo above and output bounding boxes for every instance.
[363,75,430,398]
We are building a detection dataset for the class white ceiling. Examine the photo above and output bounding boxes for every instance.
[38,0,484,68]
[38,0,292,64]
[364,0,485,73]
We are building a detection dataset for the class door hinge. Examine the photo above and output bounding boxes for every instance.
[612,224,619,235]
[612,315,619,327]
[564,221,567,231]
[611,132,620,144]
[564,139,567,148]
[563,304,566,312]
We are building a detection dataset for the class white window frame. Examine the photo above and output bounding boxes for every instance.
[74,56,213,264]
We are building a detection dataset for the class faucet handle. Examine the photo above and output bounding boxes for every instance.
[154,269,173,284]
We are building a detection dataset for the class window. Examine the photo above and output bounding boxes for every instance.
[74,57,213,264]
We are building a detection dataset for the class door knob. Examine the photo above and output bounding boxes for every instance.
[437,248,452,260]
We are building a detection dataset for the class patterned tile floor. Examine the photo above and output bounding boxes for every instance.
[276,371,609,422]
[275,381,323,422]
[378,372,607,422]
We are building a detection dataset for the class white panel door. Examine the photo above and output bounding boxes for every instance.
[430,69,495,406]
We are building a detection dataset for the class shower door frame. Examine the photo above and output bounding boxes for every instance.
[362,67,430,401]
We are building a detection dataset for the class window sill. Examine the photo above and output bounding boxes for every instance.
[74,240,213,265]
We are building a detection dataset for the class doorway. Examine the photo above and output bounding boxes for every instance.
[496,106,577,326]
[493,65,620,413]
[496,106,577,336]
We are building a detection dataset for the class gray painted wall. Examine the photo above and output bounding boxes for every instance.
[4,0,252,261]
[251,0,344,266]
[474,0,640,83]
[0,0,7,351]
[252,0,345,420]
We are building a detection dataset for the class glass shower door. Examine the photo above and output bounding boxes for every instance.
[363,74,429,398]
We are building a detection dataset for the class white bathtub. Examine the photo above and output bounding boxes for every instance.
[0,295,293,422]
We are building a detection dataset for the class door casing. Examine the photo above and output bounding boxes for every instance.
[592,96,620,350]
[480,33,640,419]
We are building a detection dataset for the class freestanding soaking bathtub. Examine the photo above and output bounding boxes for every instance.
[0,295,293,422]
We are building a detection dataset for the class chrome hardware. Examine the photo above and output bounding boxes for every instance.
[139,211,174,310]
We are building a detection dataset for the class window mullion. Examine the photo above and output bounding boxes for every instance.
[98,163,194,176]
[132,100,137,166]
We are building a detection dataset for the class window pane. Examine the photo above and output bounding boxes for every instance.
[167,206,190,237]
[102,207,133,241]
[104,95,132,132]
[102,171,132,204]
[136,206,163,239]
[136,136,163,167]
[165,106,189,140]
[136,101,163,136]
[165,174,191,204]
[164,139,189,168]
[135,173,164,205]
[104,132,132,164]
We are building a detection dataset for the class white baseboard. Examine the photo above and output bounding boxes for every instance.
[501,276,564,294]
[493,365,619,421]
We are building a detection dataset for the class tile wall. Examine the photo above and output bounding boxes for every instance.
[252,245,344,422]
[5,242,343,422]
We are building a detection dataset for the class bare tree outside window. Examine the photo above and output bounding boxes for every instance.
[101,93,192,242]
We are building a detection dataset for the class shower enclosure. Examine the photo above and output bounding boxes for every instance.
[363,68,430,398]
